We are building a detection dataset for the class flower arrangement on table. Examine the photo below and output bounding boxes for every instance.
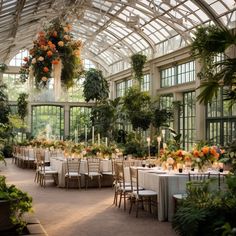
[159,148,192,167]
[20,18,83,89]
[191,145,225,171]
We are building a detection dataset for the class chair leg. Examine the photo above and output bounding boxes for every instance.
[98,176,101,189]
[129,197,134,214]
[118,192,123,208]
[136,199,139,218]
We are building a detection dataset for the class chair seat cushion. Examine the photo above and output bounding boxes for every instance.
[84,172,102,176]
[41,170,58,174]
[173,193,187,200]
[65,172,81,177]
[102,171,113,175]
[133,189,157,197]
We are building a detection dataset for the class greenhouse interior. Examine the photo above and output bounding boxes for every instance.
[0,0,236,236]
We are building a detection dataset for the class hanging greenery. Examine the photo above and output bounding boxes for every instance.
[191,25,236,105]
[0,63,8,73]
[17,93,28,121]
[83,68,109,102]
[131,53,147,82]
[19,18,83,88]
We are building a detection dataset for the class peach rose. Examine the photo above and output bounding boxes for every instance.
[41,76,48,82]
[58,41,64,47]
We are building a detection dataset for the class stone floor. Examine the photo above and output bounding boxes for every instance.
[0,159,177,236]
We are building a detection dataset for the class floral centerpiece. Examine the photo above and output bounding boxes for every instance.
[159,148,192,167]
[20,18,83,89]
[191,145,224,171]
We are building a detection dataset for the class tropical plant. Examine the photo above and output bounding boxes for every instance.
[83,68,109,102]
[131,53,147,82]
[172,174,236,236]
[0,175,33,233]
[151,107,173,134]
[123,86,152,131]
[191,25,236,105]
[91,98,121,140]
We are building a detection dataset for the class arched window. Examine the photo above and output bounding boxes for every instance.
[9,49,29,66]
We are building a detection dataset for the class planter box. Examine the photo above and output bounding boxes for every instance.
[0,199,13,231]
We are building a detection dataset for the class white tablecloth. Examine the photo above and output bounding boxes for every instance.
[50,158,112,187]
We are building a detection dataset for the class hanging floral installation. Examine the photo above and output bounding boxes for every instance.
[20,18,83,91]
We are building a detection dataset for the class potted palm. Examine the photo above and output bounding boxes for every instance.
[0,175,33,234]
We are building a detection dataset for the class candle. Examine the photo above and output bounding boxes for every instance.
[146,137,151,146]
[105,137,108,147]
[74,129,78,143]
[85,126,87,144]
[98,133,100,145]
[92,126,94,144]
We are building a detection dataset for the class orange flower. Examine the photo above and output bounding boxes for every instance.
[202,146,209,155]
[52,59,60,65]
[48,41,56,50]
[47,50,53,57]
[193,150,199,157]
[29,49,35,55]
[38,31,45,37]
[43,67,49,73]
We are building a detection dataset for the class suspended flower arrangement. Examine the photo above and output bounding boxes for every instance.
[20,18,83,91]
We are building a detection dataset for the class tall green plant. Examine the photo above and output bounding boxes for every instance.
[0,83,10,124]
[83,68,109,102]
[191,26,236,105]
[91,98,121,139]
[123,86,151,131]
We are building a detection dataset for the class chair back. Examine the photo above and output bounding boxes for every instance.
[188,172,210,182]
[114,161,126,187]
[66,158,80,174]
[130,167,139,194]
[87,158,100,173]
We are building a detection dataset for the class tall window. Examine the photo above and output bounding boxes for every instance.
[9,49,29,66]
[160,94,174,141]
[2,74,28,101]
[69,107,92,141]
[141,74,150,92]
[179,91,196,150]
[116,79,132,97]
[160,61,195,88]
[32,106,64,139]
[206,88,236,145]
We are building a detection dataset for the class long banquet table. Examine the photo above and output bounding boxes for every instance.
[50,157,113,187]
[124,167,226,222]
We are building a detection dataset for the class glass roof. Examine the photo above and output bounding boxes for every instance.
[0,0,235,74]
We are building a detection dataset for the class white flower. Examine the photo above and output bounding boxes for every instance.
[31,58,36,64]
[38,56,44,61]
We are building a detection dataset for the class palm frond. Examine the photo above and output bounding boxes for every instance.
[197,80,220,105]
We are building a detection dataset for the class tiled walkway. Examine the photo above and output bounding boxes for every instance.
[0,159,177,236]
